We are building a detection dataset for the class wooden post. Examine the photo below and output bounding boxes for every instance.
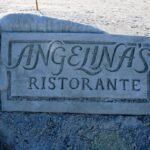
[36,0,39,11]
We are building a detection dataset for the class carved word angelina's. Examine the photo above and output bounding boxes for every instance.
[7,41,150,75]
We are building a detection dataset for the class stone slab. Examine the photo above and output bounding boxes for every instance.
[0,32,150,114]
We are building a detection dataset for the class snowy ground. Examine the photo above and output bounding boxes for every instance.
[0,0,150,35]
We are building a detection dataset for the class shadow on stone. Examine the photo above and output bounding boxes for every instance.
[0,133,10,150]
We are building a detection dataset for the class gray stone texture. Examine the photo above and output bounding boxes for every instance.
[0,13,150,150]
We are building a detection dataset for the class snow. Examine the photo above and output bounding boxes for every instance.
[0,0,150,35]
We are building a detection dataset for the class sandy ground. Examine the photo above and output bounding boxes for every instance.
[0,0,150,35]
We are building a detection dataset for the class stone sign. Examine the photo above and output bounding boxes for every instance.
[0,32,150,114]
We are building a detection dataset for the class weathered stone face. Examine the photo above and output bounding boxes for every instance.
[0,13,149,150]
[1,32,150,114]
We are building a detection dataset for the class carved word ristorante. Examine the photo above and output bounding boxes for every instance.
[7,41,150,75]
[28,76,141,91]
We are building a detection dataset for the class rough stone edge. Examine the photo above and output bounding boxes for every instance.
[0,13,106,33]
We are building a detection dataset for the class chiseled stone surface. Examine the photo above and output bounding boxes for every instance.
[0,113,150,150]
[0,13,150,149]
